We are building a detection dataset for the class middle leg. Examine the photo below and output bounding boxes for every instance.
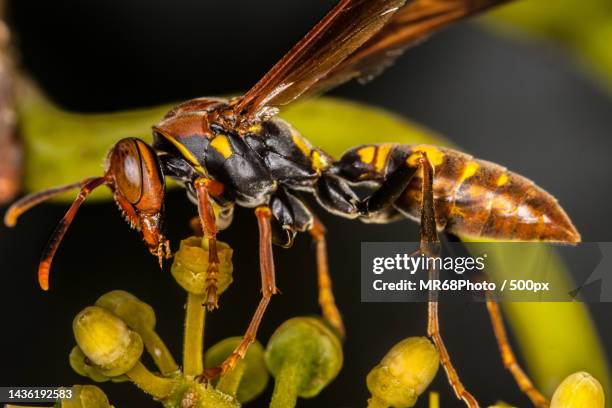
[309,216,345,337]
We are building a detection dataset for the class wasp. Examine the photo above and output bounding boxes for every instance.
[4,1,580,407]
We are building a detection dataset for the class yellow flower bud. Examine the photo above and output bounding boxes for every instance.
[266,316,343,407]
[205,337,269,403]
[95,290,155,333]
[69,346,110,383]
[69,346,128,383]
[58,385,113,408]
[171,237,233,295]
[95,290,179,375]
[73,306,143,377]
[551,371,605,408]
[367,337,439,408]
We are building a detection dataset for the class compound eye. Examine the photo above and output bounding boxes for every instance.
[109,139,143,204]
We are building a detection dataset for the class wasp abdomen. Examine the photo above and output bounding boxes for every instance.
[335,144,580,243]
[401,146,580,242]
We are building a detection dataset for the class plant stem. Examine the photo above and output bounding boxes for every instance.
[183,291,206,376]
[140,327,179,375]
[367,396,388,408]
[269,355,304,408]
[217,359,246,397]
[125,361,176,399]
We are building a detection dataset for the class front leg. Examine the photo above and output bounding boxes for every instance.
[194,177,223,310]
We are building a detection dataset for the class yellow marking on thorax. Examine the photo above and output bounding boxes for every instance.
[210,134,233,159]
[406,145,445,167]
[157,132,206,174]
[292,133,312,157]
[374,143,394,172]
[356,146,376,164]
[496,173,508,186]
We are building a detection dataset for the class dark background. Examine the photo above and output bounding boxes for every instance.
[1,1,611,407]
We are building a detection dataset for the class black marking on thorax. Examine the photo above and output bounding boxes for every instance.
[246,118,320,190]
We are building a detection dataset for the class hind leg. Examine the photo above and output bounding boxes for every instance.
[485,291,548,407]
[417,153,479,408]
[358,152,479,407]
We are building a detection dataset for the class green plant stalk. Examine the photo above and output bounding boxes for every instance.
[163,381,240,408]
[140,327,179,376]
[16,79,173,201]
[367,396,388,408]
[126,361,176,399]
[216,360,246,398]
[269,352,305,408]
[183,292,206,377]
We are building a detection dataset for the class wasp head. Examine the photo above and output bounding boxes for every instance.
[4,138,170,290]
[106,138,171,264]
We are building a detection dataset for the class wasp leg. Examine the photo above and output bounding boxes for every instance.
[485,291,548,407]
[416,153,479,408]
[194,178,222,310]
[309,216,345,337]
[200,206,277,380]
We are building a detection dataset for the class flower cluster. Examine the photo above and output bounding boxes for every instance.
[6,235,607,407]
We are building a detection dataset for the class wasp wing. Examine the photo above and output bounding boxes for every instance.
[304,0,512,97]
[233,0,407,121]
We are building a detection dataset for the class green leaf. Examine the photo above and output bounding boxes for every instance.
[281,97,445,157]
[18,83,171,200]
[485,0,612,91]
